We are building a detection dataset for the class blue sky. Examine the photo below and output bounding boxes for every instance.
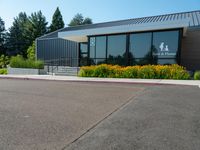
[0,0,200,29]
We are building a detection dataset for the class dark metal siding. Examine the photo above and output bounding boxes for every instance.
[36,38,79,67]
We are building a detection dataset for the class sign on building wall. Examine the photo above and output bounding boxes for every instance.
[90,37,96,47]
[152,42,177,57]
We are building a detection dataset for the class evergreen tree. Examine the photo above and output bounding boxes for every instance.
[25,11,48,44]
[68,13,93,27]
[7,11,47,57]
[49,7,64,32]
[0,17,6,55]
[83,17,93,25]
[6,12,29,56]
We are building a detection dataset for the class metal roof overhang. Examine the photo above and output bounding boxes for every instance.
[58,18,190,42]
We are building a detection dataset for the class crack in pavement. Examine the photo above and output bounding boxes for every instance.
[61,87,148,150]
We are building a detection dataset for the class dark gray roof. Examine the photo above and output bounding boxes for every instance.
[38,10,200,40]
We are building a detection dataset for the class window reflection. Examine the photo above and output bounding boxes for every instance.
[107,35,127,66]
[96,36,106,58]
[153,31,179,59]
[87,30,180,66]
[89,58,106,65]
[80,43,88,66]
[130,33,152,58]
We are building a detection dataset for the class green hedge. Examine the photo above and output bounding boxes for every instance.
[0,68,7,74]
[78,64,190,80]
[10,55,44,69]
[194,71,200,80]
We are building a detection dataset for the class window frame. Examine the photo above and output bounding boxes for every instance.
[87,28,182,66]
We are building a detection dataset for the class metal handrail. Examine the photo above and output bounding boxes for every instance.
[45,57,79,66]
[44,57,80,75]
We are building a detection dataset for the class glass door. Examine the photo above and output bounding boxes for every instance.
[79,43,88,66]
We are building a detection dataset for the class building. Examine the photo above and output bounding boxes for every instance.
[36,10,200,71]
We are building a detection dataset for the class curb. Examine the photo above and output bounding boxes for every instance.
[0,75,200,87]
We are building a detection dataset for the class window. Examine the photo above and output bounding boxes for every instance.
[130,33,152,58]
[89,37,95,58]
[86,30,180,66]
[90,58,106,65]
[107,35,126,65]
[80,43,88,66]
[89,36,107,65]
[96,36,106,58]
[152,31,179,59]
[80,43,87,53]
[129,33,152,65]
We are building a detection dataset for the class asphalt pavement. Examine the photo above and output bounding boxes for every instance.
[0,78,200,150]
[0,79,144,150]
[66,84,200,150]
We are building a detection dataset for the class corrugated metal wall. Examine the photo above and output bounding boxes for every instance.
[36,38,79,67]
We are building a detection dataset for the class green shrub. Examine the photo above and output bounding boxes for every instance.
[93,64,110,77]
[122,66,139,78]
[27,42,36,60]
[78,64,190,80]
[170,65,190,80]
[10,55,44,69]
[0,54,9,68]
[0,68,7,74]
[157,66,171,79]
[78,66,95,77]
[137,65,156,79]
[194,71,200,80]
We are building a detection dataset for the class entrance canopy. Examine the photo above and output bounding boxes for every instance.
[58,18,190,42]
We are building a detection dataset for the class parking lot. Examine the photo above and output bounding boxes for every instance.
[0,79,200,150]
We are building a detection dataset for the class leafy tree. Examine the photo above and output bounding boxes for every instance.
[0,17,6,55]
[27,41,35,60]
[25,11,48,44]
[6,12,29,57]
[68,13,93,26]
[49,7,64,32]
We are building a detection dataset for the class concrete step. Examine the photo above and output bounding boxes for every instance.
[45,66,80,76]
[59,68,79,70]
[55,72,78,76]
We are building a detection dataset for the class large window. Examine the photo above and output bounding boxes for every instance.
[89,36,106,65]
[107,35,126,65]
[129,33,152,65]
[152,30,179,64]
[87,30,180,66]
[96,36,106,58]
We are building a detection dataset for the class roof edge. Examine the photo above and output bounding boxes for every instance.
[37,9,200,40]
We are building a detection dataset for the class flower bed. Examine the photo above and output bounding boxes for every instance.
[78,64,190,80]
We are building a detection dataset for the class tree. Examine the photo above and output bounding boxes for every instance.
[7,11,47,57]
[27,41,35,60]
[0,17,6,55]
[68,13,93,27]
[49,7,64,32]
[83,17,92,25]
[6,12,29,57]
[25,11,48,44]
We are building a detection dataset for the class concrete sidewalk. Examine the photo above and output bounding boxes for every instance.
[0,75,200,87]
